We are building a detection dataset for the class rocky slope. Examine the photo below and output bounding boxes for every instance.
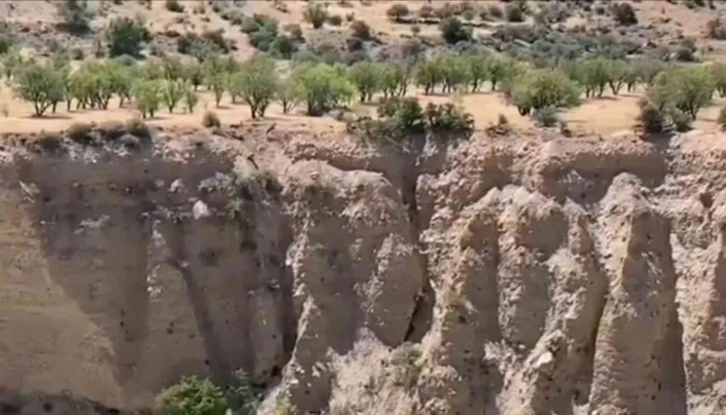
[1,124,726,415]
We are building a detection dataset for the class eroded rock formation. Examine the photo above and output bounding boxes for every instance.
[1,126,726,414]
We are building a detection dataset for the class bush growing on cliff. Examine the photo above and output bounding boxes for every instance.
[155,376,227,415]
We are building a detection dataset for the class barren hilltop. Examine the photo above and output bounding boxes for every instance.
[3,1,726,415]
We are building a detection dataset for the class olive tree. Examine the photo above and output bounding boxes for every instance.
[348,61,382,102]
[132,79,162,119]
[647,66,714,120]
[236,55,279,118]
[13,63,65,117]
[162,79,185,113]
[509,68,581,116]
[293,62,356,116]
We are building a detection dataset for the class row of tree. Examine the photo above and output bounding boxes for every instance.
[4,50,726,131]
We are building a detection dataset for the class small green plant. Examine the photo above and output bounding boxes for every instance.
[439,17,471,44]
[106,16,149,57]
[155,376,227,415]
[391,343,423,390]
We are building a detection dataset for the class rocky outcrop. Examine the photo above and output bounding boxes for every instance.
[1,127,726,414]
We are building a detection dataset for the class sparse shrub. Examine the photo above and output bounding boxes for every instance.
[70,47,85,60]
[419,5,434,18]
[532,106,560,127]
[155,376,226,415]
[283,23,304,40]
[706,19,726,40]
[202,111,221,128]
[106,17,149,57]
[164,0,184,12]
[270,35,298,59]
[386,3,410,21]
[327,14,343,26]
[509,68,581,116]
[675,38,698,62]
[56,0,93,35]
[670,108,692,132]
[241,14,280,52]
[610,2,638,26]
[391,343,423,389]
[439,17,472,44]
[304,2,328,29]
[488,4,504,19]
[411,25,421,35]
[504,3,524,22]
[424,101,475,139]
[0,31,13,55]
[350,20,371,39]
[67,122,94,143]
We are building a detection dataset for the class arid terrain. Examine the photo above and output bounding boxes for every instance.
[4,1,726,415]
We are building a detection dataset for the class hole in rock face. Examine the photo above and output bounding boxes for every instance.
[42,402,52,413]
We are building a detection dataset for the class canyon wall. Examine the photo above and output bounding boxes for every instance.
[0,125,725,414]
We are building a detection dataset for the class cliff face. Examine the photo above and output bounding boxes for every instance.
[1,126,726,414]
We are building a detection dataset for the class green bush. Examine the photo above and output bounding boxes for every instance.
[647,66,714,120]
[155,377,226,415]
[509,68,581,116]
[610,2,638,26]
[304,3,328,29]
[0,31,13,55]
[106,17,149,57]
[424,102,475,139]
[439,17,471,44]
[56,0,93,34]
[386,3,410,21]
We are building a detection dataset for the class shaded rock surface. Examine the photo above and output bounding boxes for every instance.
[0,127,725,414]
